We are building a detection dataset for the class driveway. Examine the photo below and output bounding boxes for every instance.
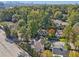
[0,29,30,57]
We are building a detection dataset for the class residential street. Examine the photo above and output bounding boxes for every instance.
[0,29,30,57]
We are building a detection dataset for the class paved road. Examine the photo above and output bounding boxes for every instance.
[0,29,30,57]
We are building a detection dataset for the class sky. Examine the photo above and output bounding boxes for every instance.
[0,0,79,1]
[20,1,79,4]
[0,0,79,5]
[1,1,79,5]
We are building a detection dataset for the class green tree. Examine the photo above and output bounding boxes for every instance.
[69,51,79,57]
[75,41,79,49]
[12,14,21,22]
[64,43,71,50]
[63,24,72,39]
[54,11,63,20]
[11,30,18,38]
[3,24,11,38]
[44,41,51,50]
[41,50,53,57]
[0,9,15,21]
[59,38,68,42]
[68,11,79,26]
[72,22,79,49]
[42,12,52,29]
[26,10,45,38]
[18,19,26,28]
[72,22,79,34]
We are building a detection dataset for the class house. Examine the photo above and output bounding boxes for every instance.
[31,39,44,52]
[53,42,65,48]
[53,20,68,26]
[53,20,68,30]
[53,20,62,26]
[52,48,69,57]
[48,28,56,35]
[62,22,68,26]
[51,42,69,57]
[37,29,48,37]
[55,30,63,38]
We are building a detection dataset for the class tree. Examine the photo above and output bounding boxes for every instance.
[20,43,38,57]
[3,24,11,38]
[75,41,79,49]
[0,10,3,21]
[17,6,28,23]
[48,28,56,39]
[71,22,79,49]
[63,24,72,40]
[72,22,79,34]
[44,41,51,50]
[41,50,53,57]
[63,11,79,49]
[18,25,27,41]
[42,12,53,29]
[59,38,67,42]
[62,14,67,21]
[68,11,79,26]
[69,51,79,57]
[12,14,21,23]
[68,5,78,16]
[18,19,26,28]
[26,19,39,38]
[17,18,27,41]
[0,9,15,21]
[54,11,63,20]
[26,10,45,38]
[64,43,71,50]
[11,30,18,39]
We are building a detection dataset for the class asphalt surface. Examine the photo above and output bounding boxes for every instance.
[0,29,30,57]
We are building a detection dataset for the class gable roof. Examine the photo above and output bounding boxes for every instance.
[33,39,44,52]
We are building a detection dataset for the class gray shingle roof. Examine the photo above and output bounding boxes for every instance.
[52,48,69,57]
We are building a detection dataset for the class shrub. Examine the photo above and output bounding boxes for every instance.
[69,51,79,57]
[41,50,53,57]
[59,38,67,42]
